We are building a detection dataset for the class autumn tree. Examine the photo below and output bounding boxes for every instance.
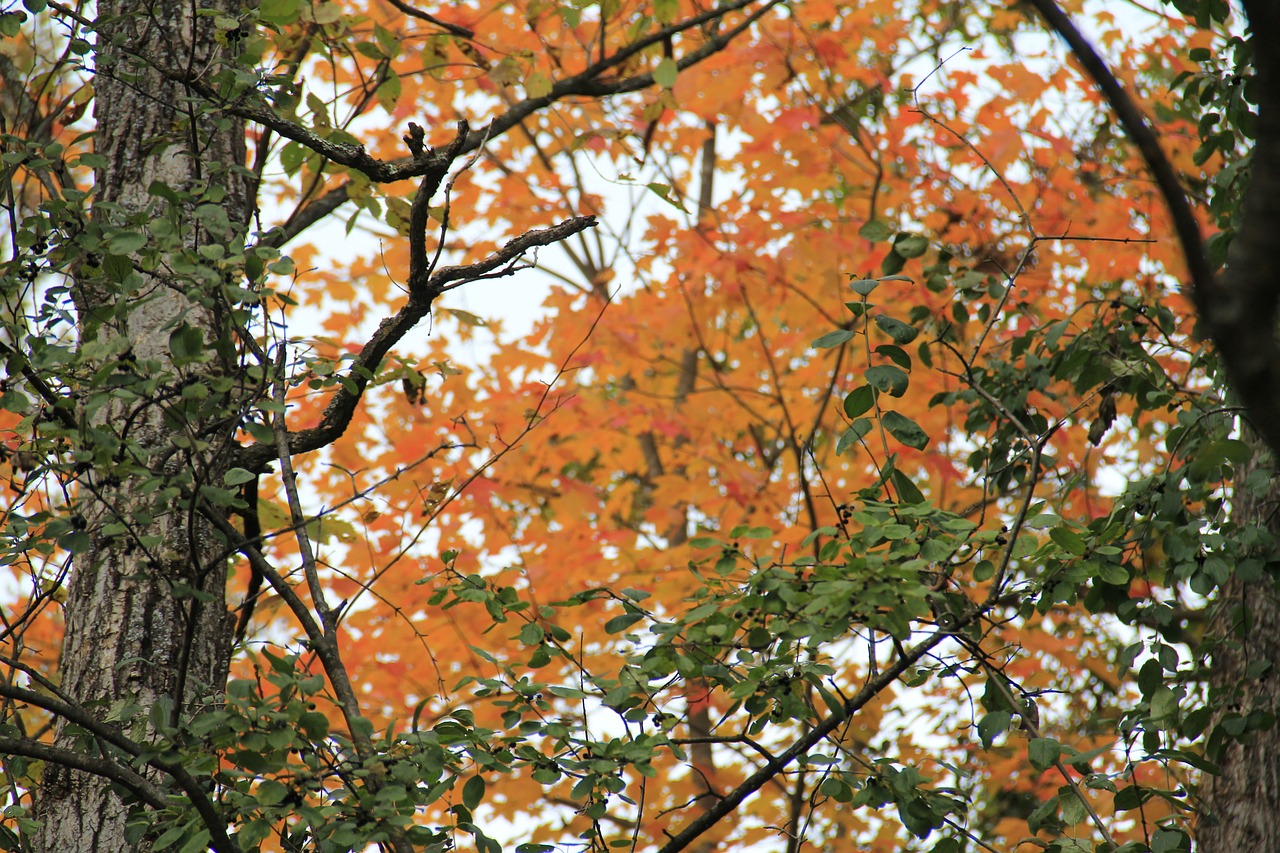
[0,0,767,849]
[0,0,1273,851]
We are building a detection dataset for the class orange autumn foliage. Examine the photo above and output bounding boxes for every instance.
[0,0,1232,848]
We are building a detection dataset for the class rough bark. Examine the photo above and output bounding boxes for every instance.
[1196,2,1280,849]
[1198,432,1280,850]
[35,1,248,849]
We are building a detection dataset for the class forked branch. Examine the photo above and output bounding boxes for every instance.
[235,212,596,473]
[1026,0,1280,459]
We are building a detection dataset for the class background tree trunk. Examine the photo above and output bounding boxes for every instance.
[35,1,248,848]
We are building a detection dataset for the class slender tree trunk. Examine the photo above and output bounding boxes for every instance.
[35,1,248,849]
[1199,431,1280,851]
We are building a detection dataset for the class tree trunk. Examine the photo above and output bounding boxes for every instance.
[1198,431,1280,851]
[1195,2,1280,849]
[35,1,248,849]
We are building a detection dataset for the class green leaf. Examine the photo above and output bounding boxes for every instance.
[1028,737,1060,771]
[152,825,187,851]
[876,344,911,368]
[865,364,908,397]
[1049,527,1087,556]
[894,234,929,258]
[1156,748,1219,775]
[1058,793,1089,827]
[654,57,678,88]
[299,711,329,738]
[873,314,919,344]
[0,13,26,38]
[1112,785,1143,811]
[891,469,925,503]
[836,419,873,455]
[813,328,855,349]
[1150,685,1179,720]
[1151,828,1188,853]
[604,613,644,634]
[224,468,256,486]
[843,385,875,418]
[280,142,305,176]
[977,711,1011,749]
[376,74,403,110]
[107,231,147,254]
[1096,562,1129,586]
[882,411,929,449]
[148,180,182,203]
[374,21,401,57]
[646,182,688,211]
[445,308,487,327]
[462,774,485,810]
[245,252,265,283]
[525,72,553,99]
[259,0,302,25]
[859,220,892,241]
[850,278,879,295]
[168,323,205,366]
[880,249,906,276]
[819,777,853,802]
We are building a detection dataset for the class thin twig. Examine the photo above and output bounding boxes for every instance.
[271,346,335,631]
[383,0,474,38]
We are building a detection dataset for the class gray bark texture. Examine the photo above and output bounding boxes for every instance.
[35,1,248,849]
[1196,3,1280,850]
[1198,433,1280,850]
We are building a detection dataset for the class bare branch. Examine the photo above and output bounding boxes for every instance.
[235,215,595,472]
[409,121,470,294]
[271,347,335,632]
[261,183,353,250]
[430,215,596,293]
[383,0,475,38]
[200,502,411,853]
[0,737,169,811]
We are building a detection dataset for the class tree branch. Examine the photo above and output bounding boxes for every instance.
[655,619,973,853]
[0,737,170,811]
[383,0,475,38]
[235,215,596,472]
[408,121,470,294]
[1025,0,1280,459]
[1022,0,1210,288]
[201,503,412,853]
[260,182,354,250]
[177,0,776,184]
[0,683,242,853]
